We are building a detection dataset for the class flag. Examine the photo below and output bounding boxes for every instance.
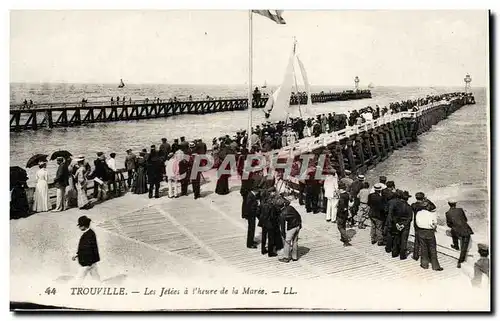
[252,10,286,24]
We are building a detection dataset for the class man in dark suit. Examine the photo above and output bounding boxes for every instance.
[72,215,101,283]
[446,199,474,268]
[124,149,136,189]
[90,152,110,199]
[190,153,203,199]
[53,157,69,211]
[180,136,189,153]
[159,138,171,161]
[178,154,190,196]
[386,191,413,259]
[244,188,260,249]
[368,183,386,246]
[146,147,163,199]
[337,186,351,246]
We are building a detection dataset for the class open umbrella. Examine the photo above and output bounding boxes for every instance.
[50,150,72,160]
[26,154,48,168]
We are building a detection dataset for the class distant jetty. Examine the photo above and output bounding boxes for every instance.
[10,90,372,131]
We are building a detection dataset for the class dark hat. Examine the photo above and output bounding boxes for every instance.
[478,243,489,251]
[142,148,147,152]
[96,152,104,157]
[110,152,116,158]
[126,149,132,153]
[151,145,156,149]
[161,138,167,141]
[174,138,179,142]
[379,176,387,183]
[77,215,91,227]
[415,192,425,200]
[402,190,411,200]
[139,152,146,157]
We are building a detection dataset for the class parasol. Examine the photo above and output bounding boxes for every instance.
[26,154,48,168]
[50,150,72,160]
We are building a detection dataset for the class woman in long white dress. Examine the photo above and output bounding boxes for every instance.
[74,159,90,209]
[33,161,49,212]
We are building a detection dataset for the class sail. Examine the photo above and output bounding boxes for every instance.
[296,55,313,117]
[264,49,295,122]
[118,79,125,88]
[263,86,280,116]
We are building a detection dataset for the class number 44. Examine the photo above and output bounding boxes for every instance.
[45,287,56,295]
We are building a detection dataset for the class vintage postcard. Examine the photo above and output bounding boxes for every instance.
[9,9,490,311]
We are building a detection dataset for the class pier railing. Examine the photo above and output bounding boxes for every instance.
[278,99,449,156]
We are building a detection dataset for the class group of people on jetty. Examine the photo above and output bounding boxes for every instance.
[10,91,487,283]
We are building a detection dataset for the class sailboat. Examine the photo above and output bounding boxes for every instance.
[368,82,375,89]
[118,79,125,88]
[263,40,313,122]
[262,81,267,89]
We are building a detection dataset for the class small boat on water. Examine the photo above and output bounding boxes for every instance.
[368,82,375,89]
[118,79,125,88]
[262,81,267,89]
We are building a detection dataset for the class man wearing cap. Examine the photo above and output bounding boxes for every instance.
[367,183,385,246]
[356,181,370,228]
[72,216,101,283]
[125,149,137,189]
[278,198,302,262]
[349,174,365,227]
[244,187,260,249]
[415,207,443,271]
[336,186,351,246]
[445,200,474,268]
[53,157,69,212]
[339,170,354,193]
[171,139,180,154]
[159,138,171,161]
[411,192,437,261]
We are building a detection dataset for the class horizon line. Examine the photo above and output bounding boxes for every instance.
[9,82,485,88]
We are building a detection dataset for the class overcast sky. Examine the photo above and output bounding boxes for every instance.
[10,10,488,86]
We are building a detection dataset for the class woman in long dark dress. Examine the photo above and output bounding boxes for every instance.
[10,181,30,219]
[133,152,148,194]
[215,144,231,195]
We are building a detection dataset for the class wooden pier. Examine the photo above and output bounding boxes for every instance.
[9,90,372,131]
[10,92,488,311]
[19,93,476,209]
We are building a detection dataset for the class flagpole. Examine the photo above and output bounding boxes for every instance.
[247,10,253,151]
